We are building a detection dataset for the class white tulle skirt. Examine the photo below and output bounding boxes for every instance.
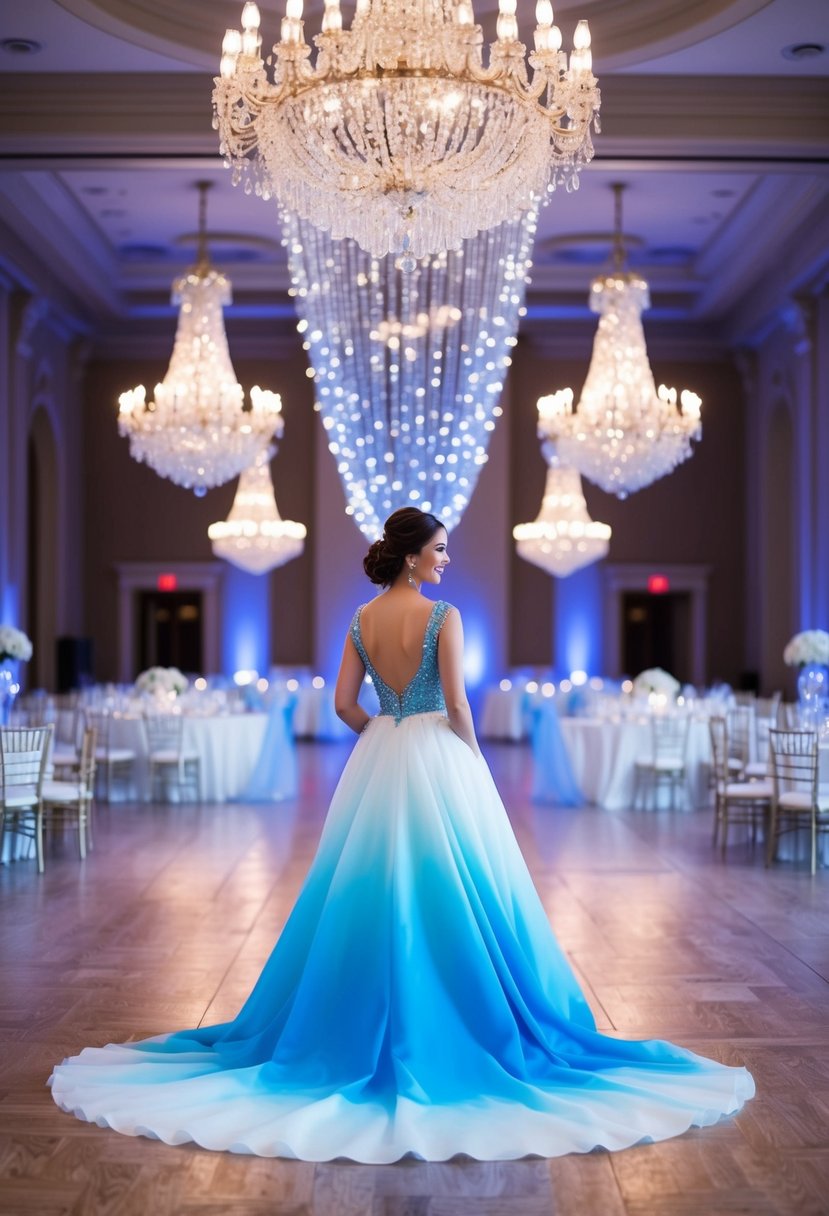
[50,712,754,1162]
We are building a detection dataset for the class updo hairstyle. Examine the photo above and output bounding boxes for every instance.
[363,507,445,587]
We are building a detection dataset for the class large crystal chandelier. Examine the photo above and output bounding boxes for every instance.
[208,444,307,574]
[514,444,610,577]
[214,0,600,260]
[284,204,536,537]
[537,184,702,499]
[118,182,282,495]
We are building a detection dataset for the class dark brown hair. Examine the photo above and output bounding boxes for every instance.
[363,507,445,586]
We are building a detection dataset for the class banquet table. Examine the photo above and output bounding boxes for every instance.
[480,686,527,741]
[559,715,713,811]
[107,712,269,802]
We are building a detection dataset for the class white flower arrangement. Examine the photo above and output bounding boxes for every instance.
[783,630,829,668]
[0,624,33,663]
[633,667,680,698]
[135,666,188,697]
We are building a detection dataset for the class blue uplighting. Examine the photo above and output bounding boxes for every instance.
[221,567,270,676]
[554,563,604,677]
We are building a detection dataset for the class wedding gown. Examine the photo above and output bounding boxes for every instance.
[50,599,754,1162]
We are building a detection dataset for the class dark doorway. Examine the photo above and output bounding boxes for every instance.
[137,591,203,675]
[622,591,692,684]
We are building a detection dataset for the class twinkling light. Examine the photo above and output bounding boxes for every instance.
[214,0,599,259]
[284,206,536,537]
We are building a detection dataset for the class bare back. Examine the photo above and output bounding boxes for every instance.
[357,593,440,695]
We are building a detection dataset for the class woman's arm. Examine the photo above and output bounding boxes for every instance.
[437,608,481,756]
[334,634,372,735]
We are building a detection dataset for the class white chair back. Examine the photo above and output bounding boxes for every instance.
[0,725,53,801]
[769,728,818,801]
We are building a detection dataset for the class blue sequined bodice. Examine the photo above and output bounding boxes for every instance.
[350,600,453,724]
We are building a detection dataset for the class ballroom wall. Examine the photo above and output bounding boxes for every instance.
[3,252,827,696]
[76,323,749,688]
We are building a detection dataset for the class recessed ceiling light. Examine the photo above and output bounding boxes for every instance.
[0,37,43,55]
[782,42,825,61]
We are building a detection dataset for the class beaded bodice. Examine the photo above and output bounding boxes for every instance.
[350,600,453,725]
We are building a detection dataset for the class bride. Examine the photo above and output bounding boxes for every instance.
[50,507,754,1162]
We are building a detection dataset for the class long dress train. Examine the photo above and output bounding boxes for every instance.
[49,600,754,1162]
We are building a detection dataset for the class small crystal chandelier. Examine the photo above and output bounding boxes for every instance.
[209,444,307,575]
[214,0,600,260]
[284,203,536,538]
[514,444,610,577]
[537,184,702,499]
[117,182,283,495]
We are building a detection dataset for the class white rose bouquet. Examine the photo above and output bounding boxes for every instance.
[0,624,33,663]
[135,666,188,697]
[783,630,829,668]
[633,667,680,698]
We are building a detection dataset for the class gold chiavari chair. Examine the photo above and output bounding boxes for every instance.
[0,725,53,873]
[767,728,829,875]
[633,714,691,810]
[85,709,136,801]
[143,713,201,803]
[708,716,773,854]
[42,727,97,859]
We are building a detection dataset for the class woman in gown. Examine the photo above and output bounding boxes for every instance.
[50,508,754,1162]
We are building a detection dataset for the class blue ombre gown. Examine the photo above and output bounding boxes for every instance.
[50,600,754,1162]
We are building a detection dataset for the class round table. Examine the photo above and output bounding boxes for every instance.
[560,715,712,811]
[107,712,269,802]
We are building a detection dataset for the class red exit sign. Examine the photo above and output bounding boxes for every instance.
[157,573,178,592]
[648,574,670,595]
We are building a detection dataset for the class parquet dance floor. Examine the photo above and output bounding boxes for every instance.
[1,741,828,1215]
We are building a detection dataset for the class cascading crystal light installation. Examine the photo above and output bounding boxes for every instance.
[514,444,610,577]
[117,182,282,495]
[284,205,536,538]
[536,183,702,499]
[214,0,600,259]
[208,443,307,575]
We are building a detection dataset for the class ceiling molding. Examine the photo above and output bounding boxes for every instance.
[2,73,827,158]
[52,0,774,73]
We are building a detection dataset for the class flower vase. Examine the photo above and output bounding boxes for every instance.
[0,662,18,726]
[797,663,829,727]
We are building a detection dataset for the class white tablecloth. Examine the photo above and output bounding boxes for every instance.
[107,713,269,802]
[560,716,712,811]
[480,687,527,741]
[291,688,349,740]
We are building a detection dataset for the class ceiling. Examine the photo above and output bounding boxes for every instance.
[0,0,827,348]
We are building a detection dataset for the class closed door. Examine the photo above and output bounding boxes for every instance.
[622,591,692,684]
[136,591,203,675]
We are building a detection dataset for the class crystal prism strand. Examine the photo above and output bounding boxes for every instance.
[208,447,306,575]
[286,206,536,537]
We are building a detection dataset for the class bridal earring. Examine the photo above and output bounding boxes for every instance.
[407,562,419,590]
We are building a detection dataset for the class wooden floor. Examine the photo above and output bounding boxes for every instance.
[1,741,828,1216]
